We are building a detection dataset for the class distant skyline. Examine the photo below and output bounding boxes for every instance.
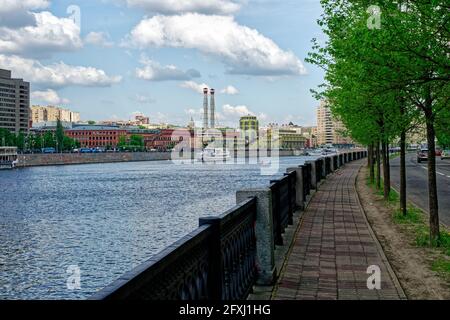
[0,0,326,127]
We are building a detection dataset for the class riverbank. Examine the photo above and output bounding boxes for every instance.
[16,150,300,168]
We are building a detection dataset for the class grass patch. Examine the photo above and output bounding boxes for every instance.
[393,207,423,224]
[365,170,450,253]
[414,228,450,256]
[431,258,450,280]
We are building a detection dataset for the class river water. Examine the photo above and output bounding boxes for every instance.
[0,156,312,299]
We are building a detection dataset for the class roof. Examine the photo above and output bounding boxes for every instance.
[69,125,124,131]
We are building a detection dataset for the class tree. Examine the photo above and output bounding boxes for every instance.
[129,134,144,147]
[15,132,25,152]
[118,135,127,148]
[0,128,15,146]
[56,118,65,153]
[43,131,55,148]
[308,0,449,243]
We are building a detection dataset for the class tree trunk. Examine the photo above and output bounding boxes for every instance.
[369,143,375,184]
[425,105,440,244]
[376,141,381,190]
[381,140,390,200]
[386,139,391,195]
[400,130,407,216]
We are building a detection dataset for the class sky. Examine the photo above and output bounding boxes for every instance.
[0,0,326,128]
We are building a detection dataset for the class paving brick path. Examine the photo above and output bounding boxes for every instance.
[273,161,406,300]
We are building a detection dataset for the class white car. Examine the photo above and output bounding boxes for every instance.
[441,149,450,160]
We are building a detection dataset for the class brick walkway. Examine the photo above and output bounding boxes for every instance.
[273,161,406,300]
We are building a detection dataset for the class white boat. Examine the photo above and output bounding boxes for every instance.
[0,147,18,169]
[307,148,325,156]
[198,147,231,162]
[308,148,338,156]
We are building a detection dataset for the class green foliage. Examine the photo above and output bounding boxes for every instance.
[431,259,450,279]
[56,119,65,152]
[309,0,449,242]
[0,128,16,146]
[393,207,423,224]
[118,135,127,147]
[436,107,450,148]
[43,132,56,149]
[129,134,144,147]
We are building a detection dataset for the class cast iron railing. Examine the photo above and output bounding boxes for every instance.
[270,171,296,246]
[325,157,332,175]
[303,163,312,200]
[90,198,257,300]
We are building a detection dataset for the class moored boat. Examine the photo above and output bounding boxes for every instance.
[0,147,18,169]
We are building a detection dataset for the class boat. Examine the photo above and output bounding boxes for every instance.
[307,148,338,157]
[198,147,231,162]
[0,147,18,170]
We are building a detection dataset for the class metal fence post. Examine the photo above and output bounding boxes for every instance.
[199,217,223,300]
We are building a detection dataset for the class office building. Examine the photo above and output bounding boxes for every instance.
[31,105,80,124]
[0,69,30,134]
[316,100,353,147]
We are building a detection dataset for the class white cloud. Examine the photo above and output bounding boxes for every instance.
[126,0,241,15]
[222,104,253,117]
[0,54,122,88]
[134,94,156,104]
[0,0,50,27]
[218,104,268,126]
[0,11,82,57]
[31,89,70,105]
[85,31,114,47]
[220,85,239,95]
[180,81,210,94]
[127,13,306,76]
[136,55,201,81]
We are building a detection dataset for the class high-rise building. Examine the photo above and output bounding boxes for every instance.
[31,105,80,124]
[240,115,259,144]
[0,69,30,134]
[316,100,353,147]
[317,100,334,146]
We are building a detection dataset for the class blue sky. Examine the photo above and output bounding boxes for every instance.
[0,0,326,127]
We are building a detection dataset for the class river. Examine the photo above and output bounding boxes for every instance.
[0,156,312,299]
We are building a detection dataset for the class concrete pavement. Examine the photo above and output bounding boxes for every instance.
[272,161,405,300]
[390,153,450,226]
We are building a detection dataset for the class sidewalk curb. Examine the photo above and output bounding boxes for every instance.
[354,164,408,300]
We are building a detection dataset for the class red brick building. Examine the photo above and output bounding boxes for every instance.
[144,129,194,151]
[66,125,127,148]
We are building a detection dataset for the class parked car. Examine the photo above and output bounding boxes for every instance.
[417,148,428,163]
[436,148,442,156]
[441,149,450,160]
[41,147,56,154]
[80,148,93,153]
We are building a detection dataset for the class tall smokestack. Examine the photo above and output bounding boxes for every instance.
[210,88,215,129]
[203,88,209,130]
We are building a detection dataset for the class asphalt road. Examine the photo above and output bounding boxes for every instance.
[390,153,450,227]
